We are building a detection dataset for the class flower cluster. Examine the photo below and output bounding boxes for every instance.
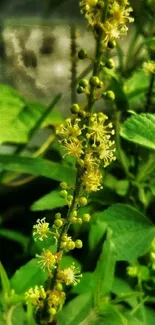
[80,0,134,47]
[143,60,155,75]
[25,286,46,307]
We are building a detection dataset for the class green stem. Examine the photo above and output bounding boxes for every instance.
[145,73,155,112]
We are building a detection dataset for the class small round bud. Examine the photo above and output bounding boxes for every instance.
[61,234,68,241]
[55,212,61,219]
[83,213,91,222]
[60,182,68,189]
[79,197,88,206]
[89,76,100,87]
[75,239,83,249]
[108,40,116,49]
[105,58,115,69]
[79,79,88,88]
[67,241,75,250]
[77,218,82,224]
[61,241,67,249]
[49,308,56,315]
[88,0,98,5]
[78,110,86,118]
[54,219,63,227]
[71,217,78,223]
[70,103,80,114]
[59,190,68,198]
[77,86,84,94]
[105,90,115,101]
[78,49,87,60]
[68,195,73,202]
[97,81,103,88]
[56,282,63,291]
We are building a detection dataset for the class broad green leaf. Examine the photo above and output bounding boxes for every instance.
[0,85,62,145]
[59,255,81,269]
[97,304,126,325]
[112,277,138,307]
[124,71,149,104]
[72,273,95,295]
[94,231,117,306]
[0,154,76,184]
[0,229,29,251]
[120,114,155,150]
[11,259,47,294]
[31,190,67,211]
[94,204,155,261]
[0,262,10,294]
[89,220,107,251]
[57,292,93,325]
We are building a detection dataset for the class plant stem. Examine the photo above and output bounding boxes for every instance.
[145,72,155,112]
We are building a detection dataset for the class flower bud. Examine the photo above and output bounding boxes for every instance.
[77,86,84,94]
[83,213,91,222]
[106,90,115,101]
[75,239,83,249]
[79,197,88,206]
[67,241,75,250]
[79,79,88,88]
[59,190,68,198]
[56,282,63,291]
[89,76,100,87]
[105,58,115,69]
[70,103,80,114]
[49,307,56,315]
[55,213,61,219]
[78,49,87,60]
[60,182,68,189]
[54,219,63,227]
[77,218,82,224]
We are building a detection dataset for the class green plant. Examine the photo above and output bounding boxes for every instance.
[1,0,155,325]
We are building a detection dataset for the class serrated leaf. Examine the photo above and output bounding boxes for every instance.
[31,190,67,211]
[11,259,47,294]
[0,154,76,184]
[0,262,10,294]
[120,114,155,150]
[94,204,155,261]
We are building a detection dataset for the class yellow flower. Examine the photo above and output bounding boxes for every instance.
[81,166,103,192]
[25,285,46,306]
[48,289,66,309]
[143,61,155,75]
[57,264,82,286]
[98,140,116,167]
[85,113,115,146]
[61,138,84,158]
[36,249,57,272]
[56,118,81,139]
[109,1,134,24]
[33,218,50,241]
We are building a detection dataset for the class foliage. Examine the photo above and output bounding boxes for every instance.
[0,0,155,324]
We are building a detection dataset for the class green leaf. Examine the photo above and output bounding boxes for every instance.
[112,277,138,307]
[72,273,95,295]
[0,154,76,184]
[0,85,62,145]
[57,292,93,325]
[10,305,27,325]
[0,262,11,294]
[97,304,126,325]
[120,114,155,150]
[0,229,29,251]
[89,220,107,251]
[94,231,117,306]
[110,77,129,111]
[11,259,47,294]
[31,190,67,211]
[59,255,81,269]
[94,204,155,261]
